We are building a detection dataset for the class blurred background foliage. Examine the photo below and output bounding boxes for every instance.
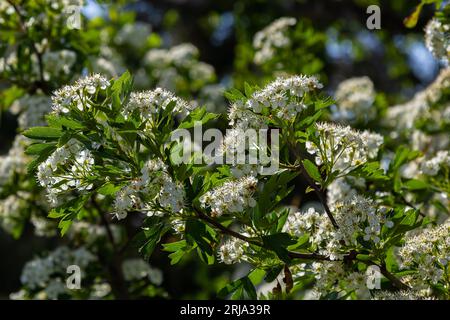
[0,0,444,298]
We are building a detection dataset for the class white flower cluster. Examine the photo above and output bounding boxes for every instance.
[0,0,84,26]
[372,290,435,300]
[0,194,23,234]
[69,220,121,245]
[333,76,376,123]
[198,84,227,113]
[399,220,450,285]
[327,176,365,210]
[284,196,393,260]
[144,44,215,90]
[386,67,450,131]
[114,22,152,50]
[229,75,323,129]
[20,246,96,299]
[121,259,163,285]
[306,122,383,175]
[253,17,297,65]
[112,158,185,220]
[283,207,334,248]
[42,50,77,80]
[122,88,193,121]
[199,176,258,216]
[217,237,249,265]
[310,261,345,293]
[52,74,110,114]
[420,150,450,176]
[345,271,371,299]
[0,136,28,191]
[10,94,52,129]
[333,196,393,246]
[218,128,261,178]
[292,261,376,299]
[425,18,449,65]
[37,139,95,206]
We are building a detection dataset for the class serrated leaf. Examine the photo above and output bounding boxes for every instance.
[302,159,322,183]
[25,143,56,155]
[23,127,62,140]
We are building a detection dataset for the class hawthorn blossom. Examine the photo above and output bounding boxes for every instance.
[122,88,193,120]
[253,17,297,64]
[199,176,258,216]
[425,18,449,65]
[306,122,383,175]
[333,76,376,123]
[399,220,450,285]
[112,158,185,220]
[229,75,323,129]
[51,74,110,114]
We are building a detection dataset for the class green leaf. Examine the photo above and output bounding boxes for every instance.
[262,233,296,263]
[350,162,389,181]
[404,179,429,190]
[217,269,263,300]
[288,233,310,250]
[390,146,421,171]
[162,240,192,265]
[110,70,133,112]
[49,194,91,236]
[97,183,122,196]
[264,265,283,282]
[224,88,245,103]
[244,82,255,97]
[178,106,220,129]
[139,218,168,260]
[302,159,322,183]
[46,115,84,129]
[23,127,63,140]
[24,143,56,155]
[185,219,216,264]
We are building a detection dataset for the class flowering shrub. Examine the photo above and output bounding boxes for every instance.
[0,0,449,300]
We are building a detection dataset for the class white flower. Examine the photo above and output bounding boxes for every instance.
[229,75,322,128]
[114,22,152,50]
[372,290,436,300]
[112,158,185,219]
[333,76,376,123]
[0,136,28,191]
[424,18,449,65]
[121,259,163,285]
[399,220,450,285]
[306,122,383,175]
[42,50,77,79]
[36,139,95,206]
[10,95,52,129]
[20,246,96,293]
[122,88,193,121]
[200,176,258,216]
[253,17,297,64]
[218,238,248,264]
[420,150,450,176]
[52,74,110,114]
